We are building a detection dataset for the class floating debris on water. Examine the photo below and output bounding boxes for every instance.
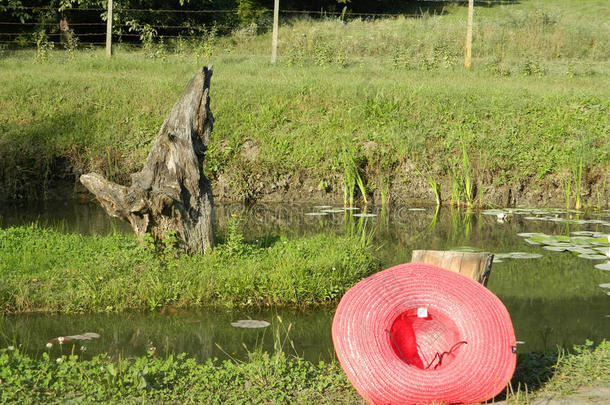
[321,209,345,213]
[48,332,100,344]
[305,212,328,216]
[408,208,426,211]
[599,283,610,289]
[230,320,271,329]
[353,213,377,218]
[343,207,361,211]
[312,205,333,210]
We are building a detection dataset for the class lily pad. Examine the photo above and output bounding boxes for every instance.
[353,213,377,218]
[594,247,610,257]
[543,246,569,252]
[342,207,361,211]
[599,283,610,289]
[518,232,546,238]
[524,239,542,245]
[305,212,328,216]
[594,262,610,271]
[566,247,597,254]
[312,205,332,210]
[494,252,543,260]
[321,209,345,213]
[482,209,506,216]
[230,320,271,328]
[408,208,426,211]
[451,246,482,253]
[571,231,596,236]
[577,254,608,260]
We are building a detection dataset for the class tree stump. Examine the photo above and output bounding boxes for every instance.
[411,250,493,286]
[80,66,215,253]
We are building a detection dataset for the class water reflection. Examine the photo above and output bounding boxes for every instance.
[1,201,609,359]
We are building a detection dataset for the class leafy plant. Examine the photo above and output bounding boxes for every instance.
[34,30,53,63]
[194,27,217,64]
[62,29,79,59]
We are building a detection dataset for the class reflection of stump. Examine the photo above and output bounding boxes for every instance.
[81,66,215,253]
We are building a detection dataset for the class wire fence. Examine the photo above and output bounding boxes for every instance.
[3,0,602,71]
[0,1,518,46]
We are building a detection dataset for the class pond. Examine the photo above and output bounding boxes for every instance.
[1,201,609,362]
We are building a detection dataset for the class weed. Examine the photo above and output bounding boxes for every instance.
[340,152,367,207]
[62,30,79,59]
[448,145,475,208]
[572,157,583,210]
[0,340,606,403]
[194,27,217,64]
[521,58,547,77]
[126,20,159,57]
[34,30,53,63]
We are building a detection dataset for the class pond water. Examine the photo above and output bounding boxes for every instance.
[1,201,609,362]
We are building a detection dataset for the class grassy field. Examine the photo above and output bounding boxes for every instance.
[0,0,608,206]
[0,223,378,313]
[0,339,607,403]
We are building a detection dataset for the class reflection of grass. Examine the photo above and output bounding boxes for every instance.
[0,340,606,403]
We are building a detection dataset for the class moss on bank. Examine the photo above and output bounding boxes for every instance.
[0,225,379,313]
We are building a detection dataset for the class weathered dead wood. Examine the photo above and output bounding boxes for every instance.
[411,250,493,286]
[81,66,215,253]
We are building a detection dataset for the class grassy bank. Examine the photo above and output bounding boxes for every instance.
[0,340,607,404]
[0,0,608,206]
[0,224,379,313]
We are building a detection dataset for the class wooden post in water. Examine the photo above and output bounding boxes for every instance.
[105,0,113,58]
[271,0,279,64]
[411,250,493,286]
[464,0,474,69]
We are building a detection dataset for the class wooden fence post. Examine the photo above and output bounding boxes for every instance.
[106,0,113,58]
[271,0,279,64]
[464,0,474,69]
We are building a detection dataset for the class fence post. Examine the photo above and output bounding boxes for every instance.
[464,0,474,69]
[271,0,279,64]
[106,0,113,58]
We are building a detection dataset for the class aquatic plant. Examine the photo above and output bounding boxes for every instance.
[339,152,367,207]
[415,168,441,206]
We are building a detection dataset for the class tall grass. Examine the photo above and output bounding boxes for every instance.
[0,0,608,202]
[0,225,380,313]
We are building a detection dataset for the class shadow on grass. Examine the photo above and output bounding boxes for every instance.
[490,350,560,402]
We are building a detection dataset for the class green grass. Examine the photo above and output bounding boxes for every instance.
[0,340,606,404]
[0,0,608,204]
[0,224,379,313]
